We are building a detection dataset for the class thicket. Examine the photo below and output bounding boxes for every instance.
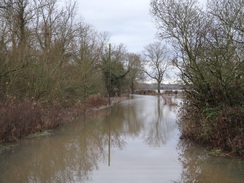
[151,0,244,157]
[0,96,109,143]
[0,0,143,142]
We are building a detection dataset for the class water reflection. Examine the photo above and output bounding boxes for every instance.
[0,96,145,183]
[144,96,177,146]
[177,140,244,183]
[0,111,124,182]
[0,95,243,183]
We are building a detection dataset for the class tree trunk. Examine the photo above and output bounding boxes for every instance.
[157,82,160,94]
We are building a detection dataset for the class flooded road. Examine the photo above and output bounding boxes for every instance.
[0,95,243,183]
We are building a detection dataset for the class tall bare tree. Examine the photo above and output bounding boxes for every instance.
[143,41,170,93]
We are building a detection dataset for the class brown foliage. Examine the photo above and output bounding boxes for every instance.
[0,95,111,144]
[85,95,108,108]
[0,100,44,143]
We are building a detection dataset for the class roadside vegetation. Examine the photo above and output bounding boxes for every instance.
[0,96,105,143]
[0,0,143,143]
[151,0,244,157]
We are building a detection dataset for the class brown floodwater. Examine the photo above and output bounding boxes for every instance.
[0,95,243,183]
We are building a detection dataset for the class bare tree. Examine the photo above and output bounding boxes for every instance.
[0,0,36,55]
[143,41,170,93]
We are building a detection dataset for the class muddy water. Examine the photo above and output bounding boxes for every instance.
[0,95,243,183]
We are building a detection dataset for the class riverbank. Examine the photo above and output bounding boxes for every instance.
[0,95,127,144]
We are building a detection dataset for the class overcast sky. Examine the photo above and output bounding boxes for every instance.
[77,0,157,53]
[77,0,207,54]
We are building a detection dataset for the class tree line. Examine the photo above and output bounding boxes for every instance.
[151,0,243,156]
[0,0,145,104]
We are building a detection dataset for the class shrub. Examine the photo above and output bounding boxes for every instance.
[180,105,244,157]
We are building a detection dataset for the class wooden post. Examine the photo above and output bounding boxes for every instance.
[108,43,112,105]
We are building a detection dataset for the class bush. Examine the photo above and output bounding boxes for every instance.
[0,100,43,143]
[86,95,108,108]
[0,95,111,144]
[180,105,244,157]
